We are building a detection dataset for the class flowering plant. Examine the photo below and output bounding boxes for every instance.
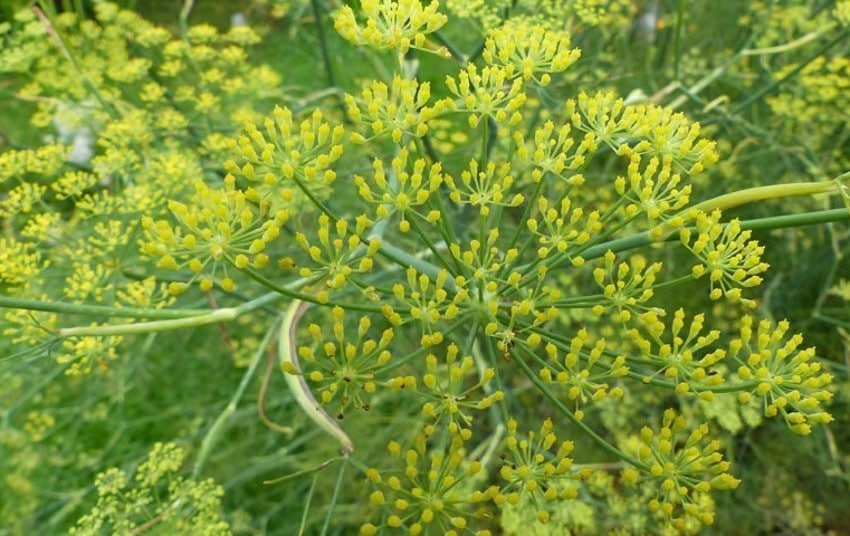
[1,0,849,534]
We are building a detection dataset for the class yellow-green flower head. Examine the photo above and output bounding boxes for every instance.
[499,418,579,523]
[224,106,344,214]
[141,179,289,293]
[446,64,527,127]
[283,306,393,416]
[354,148,447,231]
[293,214,378,300]
[629,409,739,530]
[482,21,581,86]
[364,432,491,534]
[444,159,525,217]
[614,153,693,235]
[538,330,628,408]
[0,238,47,291]
[72,442,230,534]
[513,120,588,184]
[57,333,123,376]
[730,316,833,434]
[345,76,451,144]
[626,308,726,396]
[333,0,449,55]
[390,268,466,346]
[591,251,664,322]
[525,195,601,260]
[679,210,769,308]
[567,91,718,175]
[396,343,504,438]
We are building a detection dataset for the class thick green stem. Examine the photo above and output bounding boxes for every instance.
[0,296,209,319]
[54,280,311,338]
[580,207,849,262]
[689,181,838,213]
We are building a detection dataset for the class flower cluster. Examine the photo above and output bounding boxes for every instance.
[71,442,229,535]
[56,333,124,376]
[283,306,393,417]
[0,1,842,534]
[591,251,664,322]
[362,433,492,535]
[499,418,583,523]
[538,330,628,416]
[346,77,451,143]
[293,214,379,301]
[730,316,833,434]
[141,179,289,294]
[566,91,719,174]
[445,160,525,217]
[680,210,769,307]
[223,106,345,213]
[334,0,449,55]
[393,343,504,437]
[446,64,526,127]
[513,120,590,184]
[354,149,447,231]
[622,409,739,531]
[482,21,581,86]
[626,309,726,397]
[388,268,468,345]
[525,196,601,261]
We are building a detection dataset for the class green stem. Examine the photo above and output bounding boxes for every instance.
[689,181,838,213]
[310,0,348,120]
[193,321,278,478]
[673,0,684,81]
[241,268,389,313]
[407,213,454,272]
[321,458,349,536]
[33,6,118,118]
[432,30,467,63]
[580,208,849,262]
[0,296,209,319]
[55,280,311,338]
[733,26,850,112]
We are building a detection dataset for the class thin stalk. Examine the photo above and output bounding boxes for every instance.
[298,475,319,536]
[33,6,117,118]
[673,0,684,81]
[178,0,194,41]
[310,0,349,120]
[408,213,455,271]
[320,458,349,536]
[193,321,278,478]
[511,347,645,469]
[240,269,389,313]
[733,26,850,112]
